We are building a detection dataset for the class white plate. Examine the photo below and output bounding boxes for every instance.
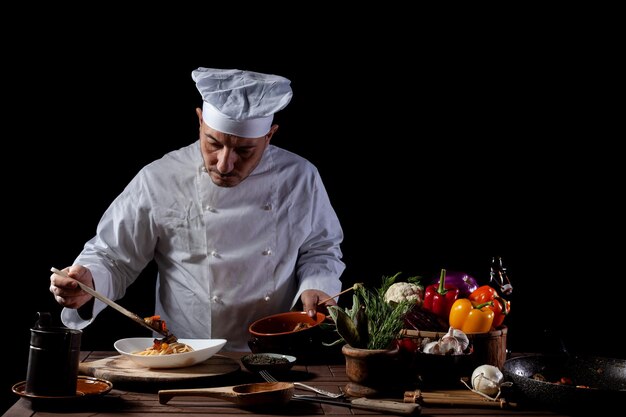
[114,337,226,369]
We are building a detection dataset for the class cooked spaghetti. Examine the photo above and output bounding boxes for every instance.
[133,341,194,356]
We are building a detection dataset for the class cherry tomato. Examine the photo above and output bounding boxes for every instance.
[397,337,419,353]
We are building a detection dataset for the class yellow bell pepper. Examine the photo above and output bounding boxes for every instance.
[448,298,494,333]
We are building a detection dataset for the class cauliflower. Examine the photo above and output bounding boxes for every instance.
[384,282,424,307]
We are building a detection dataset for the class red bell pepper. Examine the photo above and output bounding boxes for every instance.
[468,285,511,329]
[422,269,460,322]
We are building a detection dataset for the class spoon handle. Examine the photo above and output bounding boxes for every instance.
[158,387,237,405]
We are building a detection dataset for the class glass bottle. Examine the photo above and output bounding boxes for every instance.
[490,256,513,295]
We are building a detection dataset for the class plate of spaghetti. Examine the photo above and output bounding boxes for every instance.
[114,337,227,369]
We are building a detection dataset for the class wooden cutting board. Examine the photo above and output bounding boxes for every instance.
[79,354,240,388]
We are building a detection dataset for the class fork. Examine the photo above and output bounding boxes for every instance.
[258,369,344,398]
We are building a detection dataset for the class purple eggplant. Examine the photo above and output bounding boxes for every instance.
[429,270,478,298]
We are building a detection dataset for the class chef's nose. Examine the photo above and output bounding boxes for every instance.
[216,147,236,174]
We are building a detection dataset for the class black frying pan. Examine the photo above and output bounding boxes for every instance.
[503,354,626,413]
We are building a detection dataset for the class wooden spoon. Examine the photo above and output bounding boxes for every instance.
[158,381,295,407]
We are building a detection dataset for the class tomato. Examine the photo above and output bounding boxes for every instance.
[397,337,419,353]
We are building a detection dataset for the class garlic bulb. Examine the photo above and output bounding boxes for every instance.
[451,328,470,351]
[421,327,469,355]
[471,364,504,396]
[439,327,462,355]
[421,341,440,354]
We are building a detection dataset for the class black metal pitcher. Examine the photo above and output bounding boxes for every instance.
[25,312,82,396]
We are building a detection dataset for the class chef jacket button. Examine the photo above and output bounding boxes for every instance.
[212,295,220,303]
[264,294,271,301]
[262,249,272,256]
[263,203,272,211]
[211,250,220,258]
[206,205,216,213]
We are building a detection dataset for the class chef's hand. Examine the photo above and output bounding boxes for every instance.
[301,289,338,318]
[50,265,95,309]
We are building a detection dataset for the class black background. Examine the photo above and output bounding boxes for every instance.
[3,8,622,413]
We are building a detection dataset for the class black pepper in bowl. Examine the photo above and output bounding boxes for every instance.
[241,353,296,373]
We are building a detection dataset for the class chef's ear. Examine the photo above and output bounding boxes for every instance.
[265,124,279,142]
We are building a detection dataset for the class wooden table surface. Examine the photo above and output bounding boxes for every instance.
[4,351,575,417]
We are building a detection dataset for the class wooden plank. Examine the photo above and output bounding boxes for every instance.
[78,354,240,387]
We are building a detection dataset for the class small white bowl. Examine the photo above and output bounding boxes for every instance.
[114,337,226,369]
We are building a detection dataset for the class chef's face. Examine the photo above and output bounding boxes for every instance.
[197,108,277,187]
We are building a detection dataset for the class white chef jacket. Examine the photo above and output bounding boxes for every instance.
[61,141,345,351]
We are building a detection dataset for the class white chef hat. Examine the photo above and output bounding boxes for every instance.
[192,67,293,138]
